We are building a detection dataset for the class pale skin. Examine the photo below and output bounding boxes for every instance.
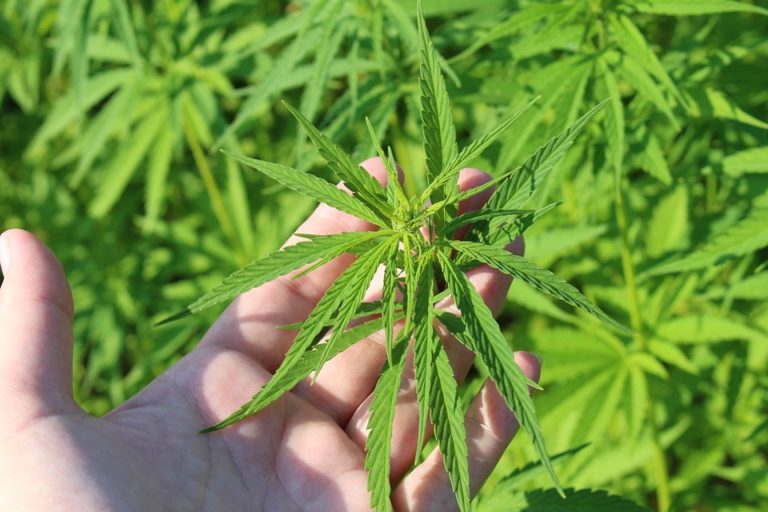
[0,158,539,511]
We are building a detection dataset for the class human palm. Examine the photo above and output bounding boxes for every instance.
[0,159,539,511]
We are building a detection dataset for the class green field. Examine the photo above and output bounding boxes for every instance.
[1,1,767,510]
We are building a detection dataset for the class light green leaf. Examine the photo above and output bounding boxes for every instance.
[424,98,539,199]
[89,104,165,218]
[315,238,399,373]
[449,241,630,334]
[645,186,689,257]
[161,231,387,323]
[636,0,768,16]
[214,1,327,147]
[417,0,458,196]
[412,254,435,464]
[485,101,607,217]
[429,339,471,512]
[494,444,590,492]
[436,250,562,493]
[382,243,400,365]
[365,341,408,512]
[283,101,391,217]
[25,68,134,160]
[646,205,768,275]
[439,209,531,237]
[722,147,768,176]
[204,242,390,431]
[610,14,684,106]
[224,151,385,226]
[366,117,409,208]
[297,0,346,132]
[204,316,392,433]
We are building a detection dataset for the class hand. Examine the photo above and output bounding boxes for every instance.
[0,158,539,511]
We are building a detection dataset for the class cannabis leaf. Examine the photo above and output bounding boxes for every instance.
[168,3,628,510]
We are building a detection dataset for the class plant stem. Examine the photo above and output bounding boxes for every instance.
[182,115,246,266]
[614,183,644,348]
[614,175,671,512]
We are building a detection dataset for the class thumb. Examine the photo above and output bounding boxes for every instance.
[0,229,78,421]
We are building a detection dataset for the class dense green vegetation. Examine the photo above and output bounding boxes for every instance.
[1,1,766,510]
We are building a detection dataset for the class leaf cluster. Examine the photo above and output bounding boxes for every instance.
[166,3,631,510]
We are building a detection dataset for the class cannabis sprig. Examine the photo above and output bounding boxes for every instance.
[163,3,629,510]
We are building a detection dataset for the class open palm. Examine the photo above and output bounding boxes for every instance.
[0,159,539,512]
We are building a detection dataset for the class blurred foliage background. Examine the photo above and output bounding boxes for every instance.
[1,0,767,510]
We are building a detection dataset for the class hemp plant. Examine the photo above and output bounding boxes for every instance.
[164,4,629,511]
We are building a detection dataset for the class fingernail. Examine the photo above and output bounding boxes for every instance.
[0,232,10,274]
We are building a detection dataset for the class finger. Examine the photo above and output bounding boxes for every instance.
[303,169,516,426]
[198,157,391,372]
[0,229,80,425]
[392,352,541,512]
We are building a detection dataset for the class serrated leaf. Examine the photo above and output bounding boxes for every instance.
[365,341,408,512]
[314,239,398,374]
[657,314,768,344]
[482,443,590,507]
[610,14,684,107]
[382,243,400,365]
[686,88,768,129]
[213,1,327,147]
[648,339,699,374]
[451,3,568,62]
[571,364,628,442]
[638,129,673,184]
[439,209,531,237]
[412,253,436,464]
[417,0,458,200]
[429,338,471,512]
[645,186,689,257]
[162,231,387,323]
[204,315,393,433]
[145,123,174,230]
[365,117,409,208]
[483,101,607,222]
[224,151,385,226]
[423,98,539,200]
[297,0,346,132]
[436,250,562,494]
[205,242,390,431]
[283,101,392,217]
[449,241,631,334]
[725,272,768,300]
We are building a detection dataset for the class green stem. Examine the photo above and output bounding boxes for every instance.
[614,176,671,512]
[182,116,246,266]
[614,183,644,347]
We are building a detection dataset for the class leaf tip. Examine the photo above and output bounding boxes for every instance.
[155,308,191,327]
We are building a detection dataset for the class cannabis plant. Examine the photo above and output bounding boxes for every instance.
[166,4,631,511]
